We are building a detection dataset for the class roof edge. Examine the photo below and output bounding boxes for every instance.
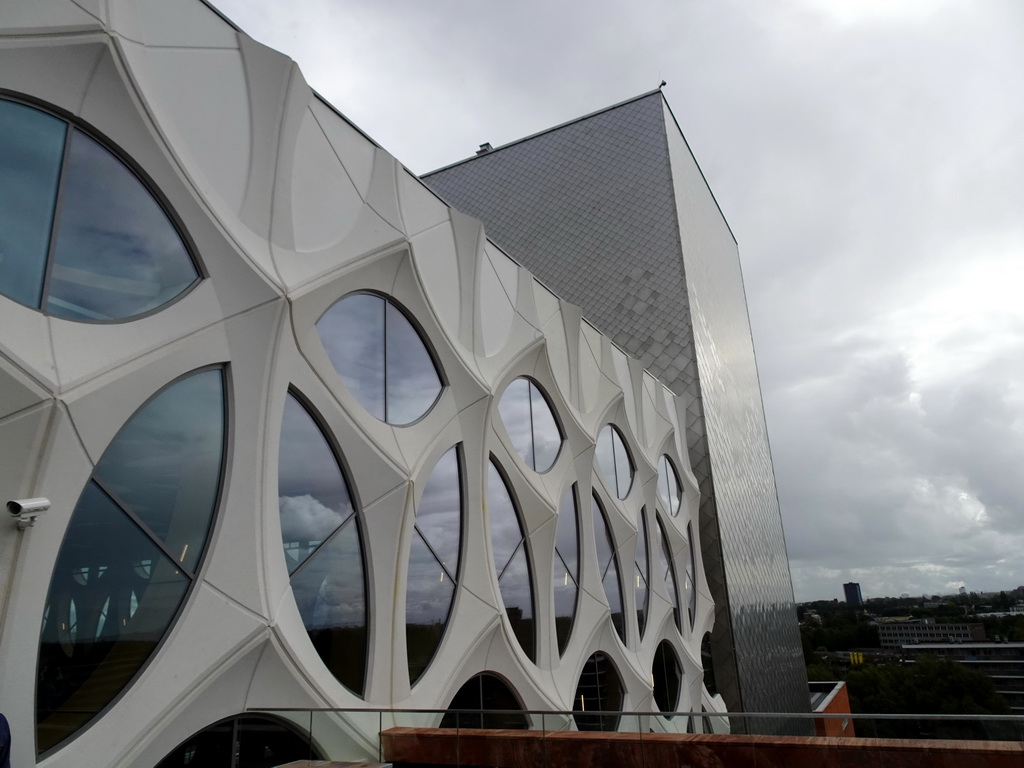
[660,96,739,246]
[421,88,665,177]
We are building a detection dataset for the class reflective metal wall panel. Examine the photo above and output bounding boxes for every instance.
[660,101,808,724]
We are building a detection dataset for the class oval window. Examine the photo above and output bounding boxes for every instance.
[0,97,199,320]
[592,494,626,644]
[655,515,682,633]
[316,293,443,425]
[702,632,717,697]
[552,485,580,656]
[573,652,623,732]
[278,393,367,695]
[685,523,697,629]
[596,425,633,499]
[407,446,463,685]
[439,673,529,730]
[486,460,535,661]
[497,377,563,472]
[657,455,682,517]
[156,714,323,768]
[634,507,650,639]
[37,369,225,754]
[653,640,683,717]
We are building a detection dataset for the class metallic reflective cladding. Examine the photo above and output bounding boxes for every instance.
[423,91,809,726]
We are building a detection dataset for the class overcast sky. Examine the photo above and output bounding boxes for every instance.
[212,0,1024,602]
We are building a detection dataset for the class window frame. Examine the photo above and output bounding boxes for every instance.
[634,506,651,640]
[439,671,530,730]
[656,512,684,634]
[0,90,205,323]
[685,522,697,630]
[279,387,371,697]
[486,456,538,663]
[35,365,230,758]
[573,651,624,732]
[591,492,627,645]
[552,483,582,657]
[406,443,466,686]
[154,713,325,768]
[596,424,635,500]
[497,375,565,473]
[657,454,683,517]
[652,639,683,718]
[315,290,447,426]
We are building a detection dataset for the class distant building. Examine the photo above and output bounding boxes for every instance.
[843,582,864,607]
[878,620,985,648]
[902,643,1024,713]
[809,681,855,737]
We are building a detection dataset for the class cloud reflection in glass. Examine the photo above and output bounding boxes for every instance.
[406,446,462,685]
[278,393,367,695]
[552,485,580,656]
[498,377,562,472]
[487,461,535,661]
[596,425,633,499]
[0,97,199,321]
[592,494,626,644]
[656,515,682,633]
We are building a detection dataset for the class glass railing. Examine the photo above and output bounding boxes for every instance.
[247,707,1024,766]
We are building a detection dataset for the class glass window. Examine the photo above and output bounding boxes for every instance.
[596,425,633,499]
[657,455,682,517]
[497,377,563,472]
[653,641,683,718]
[278,393,367,695]
[592,494,626,644]
[0,97,199,320]
[316,293,443,425]
[278,394,355,574]
[552,485,580,656]
[439,673,529,730]
[573,652,623,732]
[486,461,535,662]
[37,369,226,755]
[701,633,717,697]
[685,523,697,630]
[0,99,65,307]
[94,371,225,573]
[634,508,650,640]
[655,516,682,633]
[407,447,462,685]
[156,714,322,768]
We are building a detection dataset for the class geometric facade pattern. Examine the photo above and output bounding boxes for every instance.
[0,1,715,765]
[424,91,809,724]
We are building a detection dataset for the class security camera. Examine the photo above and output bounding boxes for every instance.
[8,498,50,529]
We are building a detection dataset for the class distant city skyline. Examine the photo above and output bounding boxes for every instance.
[802,582,1024,604]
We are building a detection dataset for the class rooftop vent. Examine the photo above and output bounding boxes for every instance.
[476,142,493,155]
